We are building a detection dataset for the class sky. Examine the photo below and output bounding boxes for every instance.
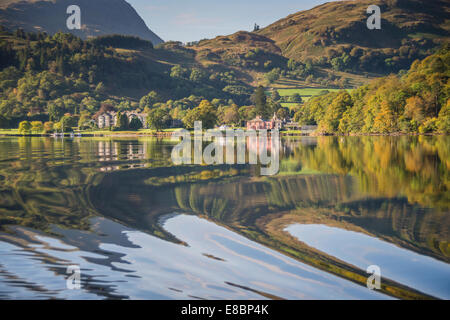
[127,0,330,43]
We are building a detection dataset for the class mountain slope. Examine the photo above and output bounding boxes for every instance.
[0,0,164,45]
[191,31,287,74]
[258,0,450,73]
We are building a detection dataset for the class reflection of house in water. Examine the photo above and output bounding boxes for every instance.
[98,141,119,162]
[97,141,148,171]
[246,135,280,155]
[124,143,148,160]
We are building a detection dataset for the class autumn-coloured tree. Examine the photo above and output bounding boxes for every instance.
[30,121,43,133]
[297,46,449,134]
[183,100,217,129]
[18,121,31,134]
[222,105,240,126]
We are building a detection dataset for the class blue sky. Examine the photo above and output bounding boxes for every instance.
[127,0,330,43]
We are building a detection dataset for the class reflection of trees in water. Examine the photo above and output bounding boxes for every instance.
[285,135,450,210]
[0,138,173,233]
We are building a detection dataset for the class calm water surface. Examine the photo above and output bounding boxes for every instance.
[0,136,448,299]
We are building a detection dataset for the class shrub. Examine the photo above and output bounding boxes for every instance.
[18,121,31,135]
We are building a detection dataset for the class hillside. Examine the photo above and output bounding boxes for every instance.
[0,28,256,128]
[0,0,449,131]
[190,30,359,88]
[0,0,164,45]
[258,0,450,74]
[294,45,450,134]
[193,31,282,59]
[186,0,450,88]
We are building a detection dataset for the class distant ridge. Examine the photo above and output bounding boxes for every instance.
[0,0,164,45]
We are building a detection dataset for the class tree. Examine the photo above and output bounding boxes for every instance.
[129,117,143,130]
[271,90,281,102]
[60,114,79,131]
[287,59,298,71]
[43,121,54,133]
[78,112,92,129]
[81,97,100,113]
[318,91,352,133]
[437,99,450,133]
[222,105,240,126]
[331,53,350,71]
[140,91,161,109]
[190,68,206,82]
[403,96,426,130]
[116,112,129,130]
[94,82,107,95]
[276,107,289,120]
[251,86,270,118]
[0,115,8,128]
[265,68,281,83]
[47,100,65,121]
[18,121,31,134]
[419,118,438,134]
[170,65,188,79]
[239,106,257,121]
[53,121,62,132]
[147,108,170,131]
[372,101,397,133]
[289,93,303,103]
[30,121,43,133]
[64,98,78,115]
[183,100,217,129]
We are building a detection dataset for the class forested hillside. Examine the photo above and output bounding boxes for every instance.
[0,28,253,127]
[294,46,450,134]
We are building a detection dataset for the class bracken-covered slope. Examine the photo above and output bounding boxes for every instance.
[258,0,450,72]
[191,31,288,73]
[0,0,164,45]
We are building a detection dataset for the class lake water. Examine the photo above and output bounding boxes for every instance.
[0,135,448,300]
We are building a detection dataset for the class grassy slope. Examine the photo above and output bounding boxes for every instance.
[190,31,370,88]
[188,0,450,89]
[190,31,286,86]
[258,0,450,63]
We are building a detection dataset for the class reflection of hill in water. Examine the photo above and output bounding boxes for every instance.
[91,168,449,263]
[88,166,447,299]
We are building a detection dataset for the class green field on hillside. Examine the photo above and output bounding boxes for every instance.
[277,88,344,96]
[270,88,350,107]
[280,102,307,109]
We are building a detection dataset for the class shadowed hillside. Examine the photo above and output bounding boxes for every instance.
[0,0,164,45]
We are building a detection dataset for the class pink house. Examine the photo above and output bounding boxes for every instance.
[246,114,283,130]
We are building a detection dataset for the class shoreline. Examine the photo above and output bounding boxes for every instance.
[0,131,446,138]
